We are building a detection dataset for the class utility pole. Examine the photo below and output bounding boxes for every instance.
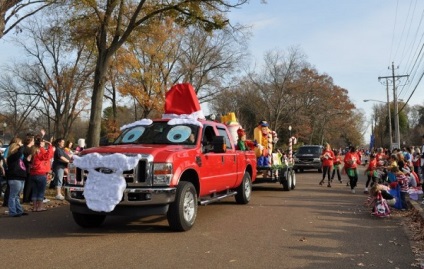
[378,62,408,150]
[377,77,393,150]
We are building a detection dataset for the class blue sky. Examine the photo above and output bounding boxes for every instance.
[227,0,424,137]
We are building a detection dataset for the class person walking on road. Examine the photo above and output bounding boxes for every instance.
[344,146,361,193]
[364,153,377,194]
[319,143,335,187]
[331,149,343,183]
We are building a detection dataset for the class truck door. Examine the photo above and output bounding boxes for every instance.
[198,125,235,195]
[216,126,238,187]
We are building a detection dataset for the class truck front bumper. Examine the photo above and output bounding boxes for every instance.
[65,186,176,207]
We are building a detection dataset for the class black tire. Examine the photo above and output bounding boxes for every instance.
[235,172,252,204]
[283,169,292,191]
[72,212,106,228]
[318,168,322,173]
[167,181,198,232]
[291,170,296,190]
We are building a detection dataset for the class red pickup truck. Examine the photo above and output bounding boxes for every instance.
[65,119,257,231]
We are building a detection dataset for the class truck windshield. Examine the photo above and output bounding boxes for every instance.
[113,122,199,145]
[297,147,321,154]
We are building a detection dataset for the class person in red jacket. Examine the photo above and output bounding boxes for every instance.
[331,149,343,183]
[364,153,378,194]
[344,146,361,193]
[29,135,54,212]
[319,143,335,187]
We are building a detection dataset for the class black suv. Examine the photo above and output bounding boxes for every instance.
[293,145,323,173]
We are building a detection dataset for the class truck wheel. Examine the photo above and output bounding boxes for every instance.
[235,172,252,204]
[72,212,106,228]
[283,169,292,191]
[291,170,296,190]
[167,181,198,231]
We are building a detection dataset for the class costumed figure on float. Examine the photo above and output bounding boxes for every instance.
[236,128,256,151]
[221,112,241,146]
[254,120,279,178]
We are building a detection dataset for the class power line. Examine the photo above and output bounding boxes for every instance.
[378,62,408,149]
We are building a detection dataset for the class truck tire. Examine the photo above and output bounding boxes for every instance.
[72,212,106,228]
[290,170,296,190]
[235,172,252,204]
[167,181,198,231]
[283,169,292,191]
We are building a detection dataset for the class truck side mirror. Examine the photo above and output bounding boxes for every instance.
[211,136,226,153]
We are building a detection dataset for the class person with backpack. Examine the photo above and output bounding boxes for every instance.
[5,138,28,217]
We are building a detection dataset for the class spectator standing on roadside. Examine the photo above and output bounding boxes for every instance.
[420,135,424,179]
[0,151,5,180]
[64,140,74,157]
[331,149,343,183]
[319,143,335,187]
[412,148,421,175]
[52,138,71,200]
[22,133,35,204]
[396,152,406,170]
[2,137,19,207]
[6,138,28,217]
[344,146,361,194]
[29,135,53,212]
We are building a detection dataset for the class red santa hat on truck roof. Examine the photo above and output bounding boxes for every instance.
[162,83,205,126]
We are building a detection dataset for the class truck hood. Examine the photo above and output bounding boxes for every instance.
[80,144,195,161]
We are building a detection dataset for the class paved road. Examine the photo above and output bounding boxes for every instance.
[0,168,417,269]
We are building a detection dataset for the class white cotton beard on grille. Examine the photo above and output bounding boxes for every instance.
[73,153,141,212]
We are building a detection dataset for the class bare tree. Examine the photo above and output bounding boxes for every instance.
[0,73,41,136]
[177,26,249,103]
[11,11,93,139]
[65,0,249,147]
[0,0,60,39]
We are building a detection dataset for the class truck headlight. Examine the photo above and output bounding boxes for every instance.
[153,163,173,186]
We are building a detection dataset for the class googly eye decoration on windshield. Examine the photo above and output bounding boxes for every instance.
[121,126,145,143]
[167,126,192,143]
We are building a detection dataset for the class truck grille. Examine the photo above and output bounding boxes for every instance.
[75,159,152,186]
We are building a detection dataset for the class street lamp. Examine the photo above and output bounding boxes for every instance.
[364,99,385,103]
[288,125,292,137]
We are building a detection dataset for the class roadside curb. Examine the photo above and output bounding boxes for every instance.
[409,199,424,217]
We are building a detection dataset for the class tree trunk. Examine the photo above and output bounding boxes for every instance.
[86,52,110,147]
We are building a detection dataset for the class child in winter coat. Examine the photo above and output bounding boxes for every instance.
[391,166,409,210]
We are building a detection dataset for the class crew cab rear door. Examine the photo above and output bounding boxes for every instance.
[198,124,237,195]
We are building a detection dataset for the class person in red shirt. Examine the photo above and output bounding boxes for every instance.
[375,147,387,167]
[331,149,343,183]
[344,146,361,193]
[29,135,54,212]
[319,143,335,187]
[364,153,377,194]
